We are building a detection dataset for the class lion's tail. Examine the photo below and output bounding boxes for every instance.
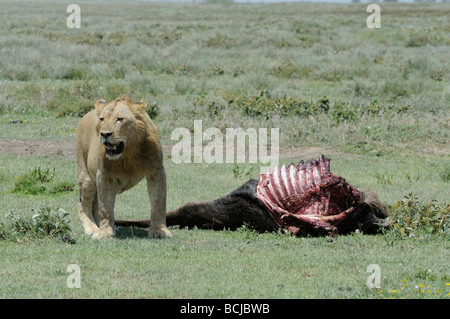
[114,218,150,228]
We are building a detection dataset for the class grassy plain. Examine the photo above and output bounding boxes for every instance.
[0,1,449,299]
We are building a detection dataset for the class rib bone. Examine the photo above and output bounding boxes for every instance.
[257,155,362,235]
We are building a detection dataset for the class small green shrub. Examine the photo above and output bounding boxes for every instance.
[207,100,222,117]
[0,205,72,241]
[195,89,399,123]
[231,89,330,118]
[13,167,55,195]
[432,69,444,82]
[361,99,384,116]
[49,182,75,195]
[388,194,449,238]
[12,166,74,196]
[330,102,359,123]
[414,269,440,282]
[203,33,236,48]
[210,65,225,76]
[157,30,182,46]
[146,101,160,119]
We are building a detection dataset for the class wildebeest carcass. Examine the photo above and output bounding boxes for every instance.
[115,155,389,236]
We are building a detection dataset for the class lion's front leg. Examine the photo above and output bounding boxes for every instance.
[77,172,100,236]
[147,168,172,239]
[92,170,116,239]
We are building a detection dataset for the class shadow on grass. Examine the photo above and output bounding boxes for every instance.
[115,227,149,239]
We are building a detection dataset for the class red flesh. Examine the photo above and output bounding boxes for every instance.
[256,155,361,235]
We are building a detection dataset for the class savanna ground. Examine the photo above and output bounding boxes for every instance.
[0,1,449,299]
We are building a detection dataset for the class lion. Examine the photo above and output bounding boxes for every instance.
[75,95,172,239]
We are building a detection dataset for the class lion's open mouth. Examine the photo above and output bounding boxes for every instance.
[104,141,124,156]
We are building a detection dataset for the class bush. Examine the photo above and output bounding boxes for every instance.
[0,205,72,241]
[49,182,75,195]
[13,167,55,195]
[228,89,331,118]
[195,90,401,123]
[330,102,359,123]
[12,166,74,196]
[203,33,236,48]
[388,194,449,238]
[146,101,160,119]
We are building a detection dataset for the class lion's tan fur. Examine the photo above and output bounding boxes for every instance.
[76,95,172,239]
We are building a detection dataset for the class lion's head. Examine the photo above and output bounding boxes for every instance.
[95,95,149,160]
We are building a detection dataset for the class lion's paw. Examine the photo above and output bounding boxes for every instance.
[92,226,115,239]
[83,224,99,236]
[149,226,172,239]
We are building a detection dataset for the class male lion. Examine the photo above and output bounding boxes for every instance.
[76,95,172,239]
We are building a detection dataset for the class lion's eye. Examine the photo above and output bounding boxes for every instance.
[116,117,124,123]
[99,117,104,122]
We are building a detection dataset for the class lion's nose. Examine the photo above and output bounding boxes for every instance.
[100,132,113,139]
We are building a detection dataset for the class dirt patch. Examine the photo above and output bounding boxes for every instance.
[0,139,174,159]
[0,138,341,161]
[0,139,76,158]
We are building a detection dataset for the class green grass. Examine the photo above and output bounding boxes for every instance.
[0,1,449,299]
[0,152,448,298]
[0,2,449,154]
[1,228,448,299]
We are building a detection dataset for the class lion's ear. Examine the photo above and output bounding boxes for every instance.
[95,99,107,113]
[133,99,147,111]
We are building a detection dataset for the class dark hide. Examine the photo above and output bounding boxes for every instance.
[115,179,280,232]
[115,179,388,236]
[165,179,280,232]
